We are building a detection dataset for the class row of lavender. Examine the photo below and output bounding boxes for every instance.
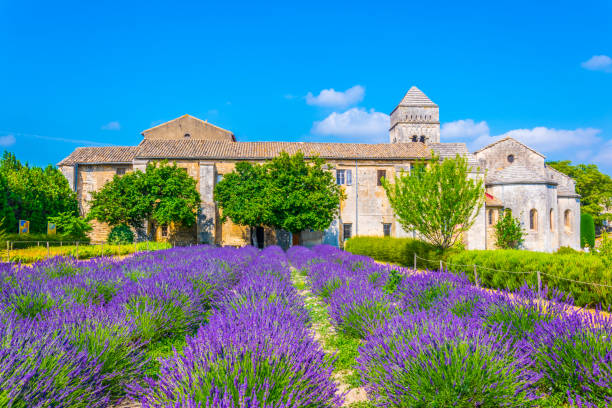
[136,245,342,407]
[287,244,612,407]
[0,246,341,407]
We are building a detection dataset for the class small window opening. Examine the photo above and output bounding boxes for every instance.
[184,133,191,138]
[116,167,126,175]
[336,169,345,185]
[507,154,515,163]
[550,209,554,231]
[411,135,418,142]
[343,223,352,241]
[529,209,538,231]
[419,136,426,143]
[161,224,168,237]
[377,169,387,186]
[383,223,391,237]
[564,210,572,231]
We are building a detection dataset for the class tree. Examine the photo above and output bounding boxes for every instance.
[48,211,93,241]
[214,152,345,242]
[88,161,201,236]
[88,171,150,231]
[144,161,201,228]
[382,154,484,251]
[0,151,78,233]
[266,152,344,234]
[495,210,525,249]
[547,161,612,228]
[214,161,270,244]
[580,213,595,249]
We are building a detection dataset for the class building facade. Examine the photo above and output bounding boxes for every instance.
[58,88,581,251]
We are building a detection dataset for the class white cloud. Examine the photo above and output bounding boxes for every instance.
[581,55,612,72]
[101,121,121,131]
[306,85,365,108]
[0,134,16,147]
[311,108,389,142]
[441,119,602,153]
[441,119,489,140]
[593,140,612,164]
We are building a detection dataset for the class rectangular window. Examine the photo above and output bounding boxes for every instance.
[377,169,387,186]
[161,224,168,237]
[383,223,391,237]
[346,169,352,186]
[116,167,126,175]
[336,170,345,185]
[216,174,224,184]
[343,223,352,240]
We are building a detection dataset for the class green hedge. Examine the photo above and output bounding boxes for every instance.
[1,233,90,249]
[344,236,454,270]
[447,250,611,308]
[344,236,611,308]
[580,213,595,248]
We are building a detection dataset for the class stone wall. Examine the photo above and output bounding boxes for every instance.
[142,115,233,141]
[390,105,440,143]
[475,139,546,174]
[558,196,581,249]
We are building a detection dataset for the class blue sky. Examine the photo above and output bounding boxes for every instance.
[0,0,611,174]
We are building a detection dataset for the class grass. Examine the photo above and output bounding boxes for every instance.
[1,241,171,263]
[290,269,367,397]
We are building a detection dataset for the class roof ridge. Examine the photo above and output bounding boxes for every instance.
[474,136,545,158]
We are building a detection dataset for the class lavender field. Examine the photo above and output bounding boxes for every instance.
[0,245,610,407]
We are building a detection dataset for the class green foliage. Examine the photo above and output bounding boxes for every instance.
[89,161,201,233]
[580,213,595,248]
[495,210,525,249]
[598,232,612,267]
[48,211,92,241]
[382,269,403,295]
[344,236,450,270]
[555,246,578,255]
[214,152,345,235]
[382,154,484,250]
[0,151,78,233]
[447,250,611,308]
[338,300,394,339]
[107,224,134,244]
[547,160,612,227]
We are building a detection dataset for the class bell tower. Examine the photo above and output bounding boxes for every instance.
[389,86,440,144]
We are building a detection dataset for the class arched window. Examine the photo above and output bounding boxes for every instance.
[488,209,495,225]
[419,136,426,143]
[529,209,538,231]
[564,210,572,231]
[411,135,418,142]
[549,209,554,231]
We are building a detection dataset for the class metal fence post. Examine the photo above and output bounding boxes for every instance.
[46,241,50,260]
[146,240,149,252]
[536,270,542,301]
[413,253,417,270]
[101,243,104,257]
[439,260,443,272]
[473,264,479,288]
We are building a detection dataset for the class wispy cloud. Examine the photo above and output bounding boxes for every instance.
[0,130,112,147]
[101,121,121,131]
[581,55,612,73]
[311,108,389,142]
[306,85,365,109]
[0,134,16,147]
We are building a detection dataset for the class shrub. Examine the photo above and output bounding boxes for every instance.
[107,224,134,245]
[345,236,449,270]
[495,210,525,249]
[580,213,595,249]
[446,249,611,308]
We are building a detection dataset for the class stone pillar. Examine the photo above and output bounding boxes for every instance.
[198,162,216,244]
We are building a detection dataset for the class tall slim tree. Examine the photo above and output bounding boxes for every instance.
[382,155,484,251]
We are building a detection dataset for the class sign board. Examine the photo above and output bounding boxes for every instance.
[19,220,29,234]
[47,222,57,235]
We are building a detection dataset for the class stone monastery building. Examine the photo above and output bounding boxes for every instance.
[59,87,581,252]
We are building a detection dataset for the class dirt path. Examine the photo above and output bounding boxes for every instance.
[290,269,369,407]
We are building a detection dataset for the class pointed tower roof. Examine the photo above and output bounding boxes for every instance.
[398,86,438,107]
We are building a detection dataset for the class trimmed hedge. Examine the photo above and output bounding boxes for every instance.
[344,236,611,308]
[344,236,454,270]
[447,250,611,308]
[581,213,595,249]
[1,233,90,249]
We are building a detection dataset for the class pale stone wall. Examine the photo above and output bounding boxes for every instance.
[558,196,581,249]
[390,106,440,144]
[142,115,233,141]
[475,139,546,174]
[59,165,76,191]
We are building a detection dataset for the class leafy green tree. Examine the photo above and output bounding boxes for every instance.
[107,224,134,244]
[382,154,484,251]
[0,151,78,233]
[495,210,525,249]
[266,152,344,235]
[580,213,595,249]
[144,161,201,228]
[88,162,201,235]
[214,152,345,242]
[88,171,150,230]
[47,211,92,241]
[214,161,270,244]
[547,160,612,227]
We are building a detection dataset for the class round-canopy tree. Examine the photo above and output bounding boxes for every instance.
[382,154,484,251]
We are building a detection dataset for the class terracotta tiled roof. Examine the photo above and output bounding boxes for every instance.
[486,163,555,185]
[58,140,432,165]
[58,146,139,166]
[428,143,481,169]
